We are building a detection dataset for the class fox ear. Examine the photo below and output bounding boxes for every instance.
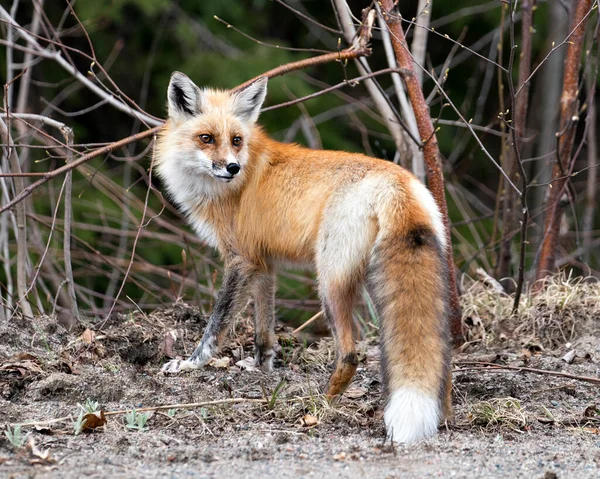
[167,72,202,122]
[232,77,268,124]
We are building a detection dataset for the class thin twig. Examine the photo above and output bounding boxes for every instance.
[262,67,408,112]
[272,0,343,35]
[292,310,323,334]
[62,127,79,321]
[455,361,600,385]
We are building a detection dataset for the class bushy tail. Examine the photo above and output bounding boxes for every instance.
[367,210,451,444]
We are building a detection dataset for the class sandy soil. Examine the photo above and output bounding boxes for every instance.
[1,303,599,478]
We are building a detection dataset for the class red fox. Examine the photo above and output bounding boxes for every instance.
[155,72,452,444]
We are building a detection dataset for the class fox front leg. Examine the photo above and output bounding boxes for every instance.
[161,258,259,374]
[252,272,277,372]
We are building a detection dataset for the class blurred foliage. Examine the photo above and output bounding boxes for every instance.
[1,1,598,322]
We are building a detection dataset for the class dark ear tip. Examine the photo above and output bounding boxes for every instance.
[239,76,268,91]
[169,71,188,85]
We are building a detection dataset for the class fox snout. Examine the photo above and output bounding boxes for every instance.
[212,158,241,181]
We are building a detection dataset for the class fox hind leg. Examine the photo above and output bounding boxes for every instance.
[321,279,360,399]
[316,193,376,398]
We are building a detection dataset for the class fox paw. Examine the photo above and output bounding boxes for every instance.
[160,358,202,374]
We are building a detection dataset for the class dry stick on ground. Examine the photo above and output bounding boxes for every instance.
[536,0,593,284]
[0,115,33,319]
[380,0,462,343]
[455,361,600,386]
[0,45,372,216]
[13,398,269,428]
[292,310,324,335]
[497,0,535,293]
[14,396,316,428]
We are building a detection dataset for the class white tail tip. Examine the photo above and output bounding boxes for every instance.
[384,387,440,444]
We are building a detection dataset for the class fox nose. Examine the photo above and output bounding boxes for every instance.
[226,163,240,175]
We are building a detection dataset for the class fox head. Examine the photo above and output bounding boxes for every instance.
[156,72,267,200]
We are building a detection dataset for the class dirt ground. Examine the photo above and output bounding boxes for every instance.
[1,301,599,479]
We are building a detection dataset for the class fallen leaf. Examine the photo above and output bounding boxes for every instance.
[209,357,231,369]
[583,405,599,417]
[345,386,368,399]
[161,330,178,359]
[300,414,319,427]
[561,350,576,364]
[366,347,381,363]
[81,411,107,432]
[235,357,257,371]
[54,353,78,375]
[26,437,54,464]
[80,329,96,344]
[0,353,44,377]
[12,353,39,362]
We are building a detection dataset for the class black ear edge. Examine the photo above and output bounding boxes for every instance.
[233,77,268,120]
[169,83,195,116]
[235,76,268,96]
[168,72,200,118]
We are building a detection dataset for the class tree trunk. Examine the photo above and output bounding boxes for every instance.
[380,0,463,343]
[536,0,592,283]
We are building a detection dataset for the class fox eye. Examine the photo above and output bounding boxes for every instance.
[199,134,214,144]
[232,136,242,147]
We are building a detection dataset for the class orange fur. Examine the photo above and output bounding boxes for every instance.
[157,125,422,266]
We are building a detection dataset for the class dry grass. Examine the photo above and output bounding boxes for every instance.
[460,272,600,348]
[468,397,528,432]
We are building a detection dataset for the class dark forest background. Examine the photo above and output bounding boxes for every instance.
[0,1,598,327]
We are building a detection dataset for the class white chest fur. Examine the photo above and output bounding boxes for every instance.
[190,214,219,248]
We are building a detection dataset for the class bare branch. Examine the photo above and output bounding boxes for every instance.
[333,0,408,161]
[62,127,79,321]
[411,0,432,85]
[376,6,424,180]
[0,115,33,319]
[0,6,161,127]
